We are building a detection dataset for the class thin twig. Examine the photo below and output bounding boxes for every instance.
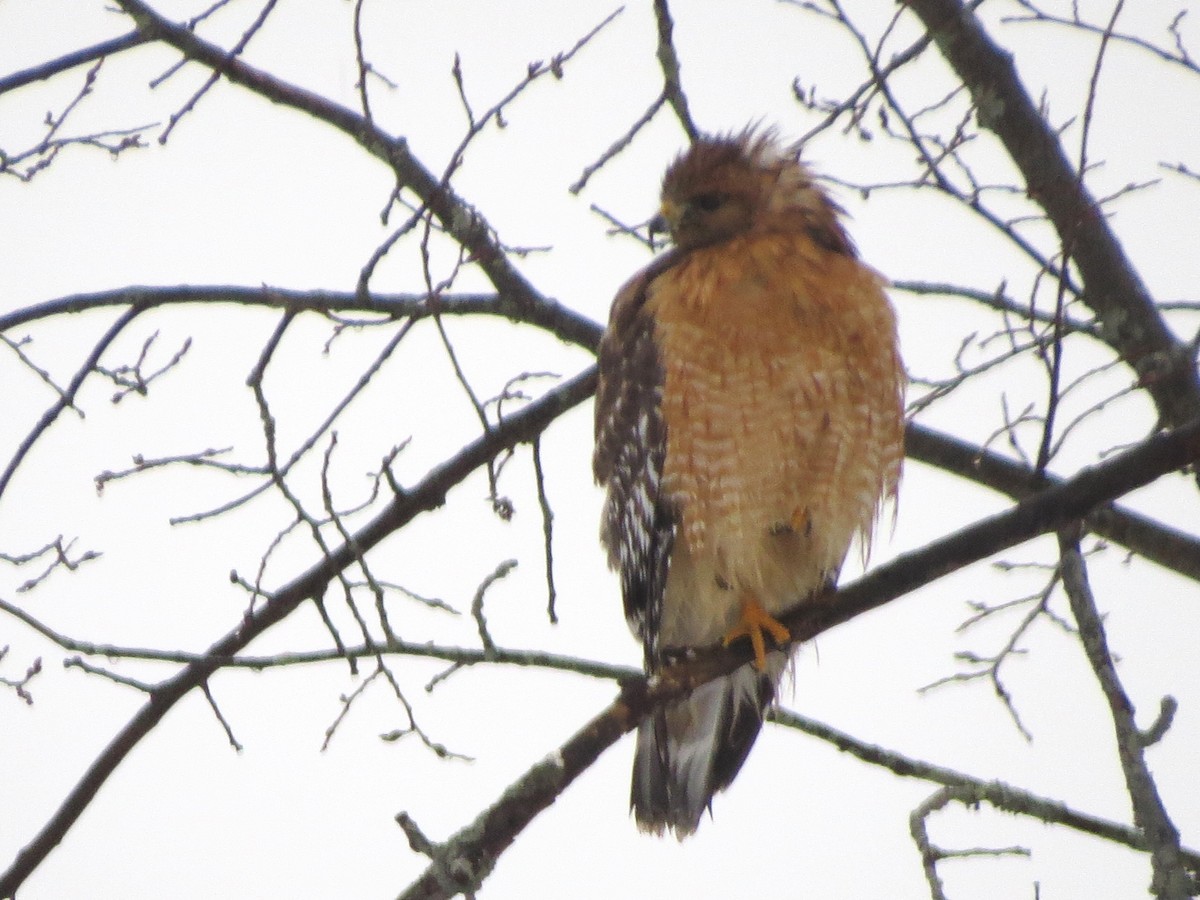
[201,681,243,751]
[531,439,558,623]
[158,0,281,143]
[570,92,667,194]
[651,0,698,140]
[0,306,145,504]
[0,365,598,898]
[471,560,517,659]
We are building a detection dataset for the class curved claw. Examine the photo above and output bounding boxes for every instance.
[722,593,791,669]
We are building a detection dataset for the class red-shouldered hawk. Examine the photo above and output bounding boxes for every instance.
[593,128,905,837]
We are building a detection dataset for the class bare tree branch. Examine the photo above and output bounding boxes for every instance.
[0,366,596,898]
[652,0,699,140]
[772,707,1200,873]
[0,286,602,353]
[1058,527,1194,898]
[0,306,145,503]
[910,785,1030,899]
[109,0,592,341]
[0,32,150,95]
[395,415,1200,899]
[905,423,1200,583]
[903,0,1200,429]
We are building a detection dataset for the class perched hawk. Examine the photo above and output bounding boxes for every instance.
[593,128,905,837]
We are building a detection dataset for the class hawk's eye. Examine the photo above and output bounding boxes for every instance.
[692,192,724,213]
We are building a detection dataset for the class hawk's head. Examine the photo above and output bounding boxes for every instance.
[654,127,854,256]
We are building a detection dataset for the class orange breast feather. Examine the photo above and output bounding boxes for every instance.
[646,231,903,645]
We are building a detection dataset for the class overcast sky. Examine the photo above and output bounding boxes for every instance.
[2,2,1198,898]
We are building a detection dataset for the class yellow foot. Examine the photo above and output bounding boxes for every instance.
[722,593,791,669]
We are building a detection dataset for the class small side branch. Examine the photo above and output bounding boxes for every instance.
[471,560,518,659]
[910,785,1030,900]
[0,649,41,705]
[531,440,558,623]
[652,0,699,139]
[772,707,1200,870]
[0,306,146,504]
[0,536,102,592]
[1058,526,1194,898]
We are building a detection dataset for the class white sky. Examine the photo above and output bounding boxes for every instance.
[1,1,1198,898]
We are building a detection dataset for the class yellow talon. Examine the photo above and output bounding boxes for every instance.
[722,593,791,669]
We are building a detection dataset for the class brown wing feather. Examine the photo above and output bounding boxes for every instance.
[594,256,680,656]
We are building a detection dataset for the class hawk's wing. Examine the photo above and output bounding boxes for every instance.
[594,260,676,661]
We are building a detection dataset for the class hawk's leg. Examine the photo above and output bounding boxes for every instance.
[723,592,791,669]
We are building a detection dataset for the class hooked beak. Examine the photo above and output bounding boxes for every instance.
[647,200,677,248]
[647,212,670,246]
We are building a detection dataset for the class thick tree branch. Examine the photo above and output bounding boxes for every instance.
[7,287,1194,582]
[396,415,1200,900]
[110,0,595,342]
[906,423,1200,583]
[902,0,1200,428]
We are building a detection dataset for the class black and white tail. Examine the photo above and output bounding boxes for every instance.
[631,652,785,837]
